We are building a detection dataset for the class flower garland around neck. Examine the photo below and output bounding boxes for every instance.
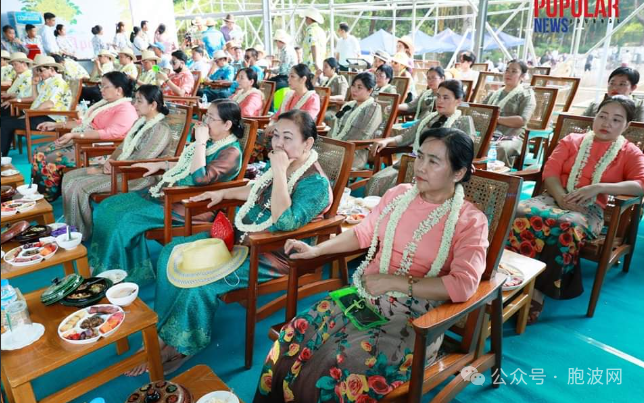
[566,130,626,194]
[324,74,338,88]
[353,183,465,299]
[149,134,238,198]
[415,89,434,120]
[413,109,462,153]
[278,89,315,115]
[235,149,318,243]
[331,97,375,140]
[232,87,263,105]
[488,85,524,111]
[118,112,166,161]
[72,97,132,133]
[377,83,393,94]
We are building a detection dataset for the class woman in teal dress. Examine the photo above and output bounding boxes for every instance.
[130,109,332,375]
[89,99,245,284]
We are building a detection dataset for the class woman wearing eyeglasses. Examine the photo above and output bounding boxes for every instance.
[89,99,244,284]
[582,67,644,121]
[31,71,138,201]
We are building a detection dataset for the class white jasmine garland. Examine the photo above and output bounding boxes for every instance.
[277,90,315,116]
[566,130,626,194]
[331,97,375,140]
[487,85,524,111]
[323,74,339,88]
[72,97,132,132]
[149,134,238,198]
[118,113,165,161]
[376,84,393,95]
[352,184,465,299]
[413,109,462,153]
[414,89,434,120]
[235,149,318,242]
[232,88,263,106]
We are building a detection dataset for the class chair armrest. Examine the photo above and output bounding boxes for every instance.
[378,145,412,157]
[248,215,346,247]
[612,194,643,210]
[512,168,541,182]
[110,157,180,169]
[205,81,233,88]
[411,275,505,334]
[288,247,369,272]
[350,139,384,150]
[162,179,248,197]
[72,138,122,146]
[23,109,78,119]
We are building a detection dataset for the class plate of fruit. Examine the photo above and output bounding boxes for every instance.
[1,200,36,216]
[58,304,125,344]
[498,262,525,291]
[3,241,58,266]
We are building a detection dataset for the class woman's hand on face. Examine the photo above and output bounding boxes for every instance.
[194,123,210,144]
[284,239,319,259]
[188,190,224,207]
[268,149,293,173]
[364,274,395,297]
[54,132,75,146]
[132,161,161,177]
[563,184,600,207]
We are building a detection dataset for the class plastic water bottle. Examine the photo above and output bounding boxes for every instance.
[78,100,89,118]
[201,93,209,106]
[487,143,498,170]
[1,279,17,311]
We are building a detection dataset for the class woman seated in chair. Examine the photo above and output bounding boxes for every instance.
[31,71,138,201]
[391,52,416,102]
[508,96,644,323]
[254,127,488,402]
[1,55,72,157]
[396,66,445,123]
[582,67,644,121]
[330,72,382,170]
[62,85,174,240]
[126,110,331,376]
[365,80,475,197]
[371,64,396,98]
[317,57,348,102]
[90,99,245,284]
[252,64,320,161]
[230,67,264,117]
[481,59,536,168]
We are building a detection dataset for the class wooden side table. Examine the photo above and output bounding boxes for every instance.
[171,365,244,403]
[1,199,54,226]
[1,294,163,403]
[1,165,25,188]
[1,243,90,281]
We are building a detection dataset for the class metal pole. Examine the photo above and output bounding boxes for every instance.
[330,0,335,59]
[392,0,397,48]
[522,0,533,61]
[595,18,614,104]
[570,18,584,77]
[474,0,489,60]
[262,0,273,54]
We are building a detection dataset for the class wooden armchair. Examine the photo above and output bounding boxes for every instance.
[285,159,522,402]
[460,103,500,159]
[346,92,400,190]
[314,86,331,126]
[529,75,580,116]
[470,72,504,104]
[181,137,355,368]
[517,115,644,317]
[526,66,551,83]
[392,76,411,104]
[472,63,489,72]
[14,79,83,162]
[514,86,559,170]
[461,79,474,103]
[259,80,276,116]
[190,71,202,96]
[110,119,257,244]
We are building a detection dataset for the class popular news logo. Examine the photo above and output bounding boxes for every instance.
[534,0,621,33]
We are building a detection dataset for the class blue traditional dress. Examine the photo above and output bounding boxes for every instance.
[89,140,242,284]
[154,162,331,356]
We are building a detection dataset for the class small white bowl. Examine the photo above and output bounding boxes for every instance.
[17,184,38,197]
[106,282,139,306]
[1,156,11,166]
[55,232,82,250]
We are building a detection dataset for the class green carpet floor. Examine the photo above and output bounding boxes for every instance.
[2,147,643,403]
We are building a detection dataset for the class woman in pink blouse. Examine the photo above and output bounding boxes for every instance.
[230,67,263,117]
[254,127,489,401]
[252,63,320,161]
[507,96,644,322]
[32,71,138,201]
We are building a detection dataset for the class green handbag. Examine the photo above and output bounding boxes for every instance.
[329,286,389,331]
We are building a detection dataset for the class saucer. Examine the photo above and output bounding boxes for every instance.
[1,169,19,177]
[1,323,45,350]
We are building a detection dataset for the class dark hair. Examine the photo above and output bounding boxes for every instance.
[130,26,140,43]
[192,46,205,56]
[157,24,166,35]
[352,71,376,91]
[507,59,528,74]
[609,67,640,86]
[102,71,135,98]
[237,67,259,89]
[376,64,393,82]
[338,22,350,32]
[418,128,474,183]
[141,20,148,29]
[460,51,476,64]
[291,63,315,91]
[438,79,464,100]
[116,21,125,34]
[44,12,56,21]
[91,25,102,35]
[136,85,170,115]
[245,48,258,60]
[172,50,188,64]
[51,54,64,64]
[597,95,637,123]
[277,109,318,141]
[428,66,445,79]
[211,99,244,138]
[324,57,339,72]
[294,46,302,51]
[2,25,14,34]
[25,24,35,32]
[54,24,64,37]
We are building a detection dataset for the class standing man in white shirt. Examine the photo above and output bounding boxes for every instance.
[335,22,361,71]
[39,12,59,55]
